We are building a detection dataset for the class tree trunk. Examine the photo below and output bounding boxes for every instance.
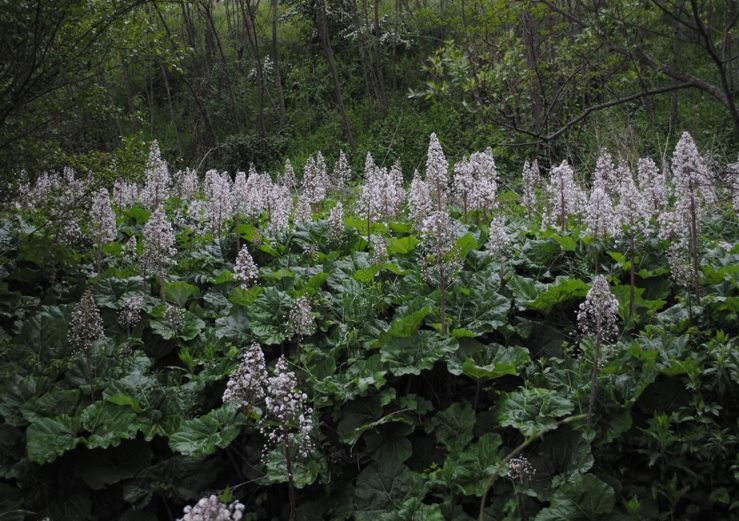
[315,0,356,149]
[271,0,288,126]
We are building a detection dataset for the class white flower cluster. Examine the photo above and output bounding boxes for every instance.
[577,275,619,343]
[113,180,140,209]
[118,294,144,329]
[262,356,315,459]
[593,150,618,199]
[89,188,118,249]
[332,150,352,192]
[267,183,292,235]
[124,236,138,263]
[140,141,171,209]
[233,245,259,289]
[301,152,329,205]
[223,342,268,411]
[279,159,297,193]
[69,290,105,354]
[468,148,498,216]
[372,237,388,264]
[419,210,462,286]
[408,170,432,228]
[672,131,716,225]
[615,164,650,235]
[177,495,245,521]
[175,168,200,201]
[357,153,406,225]
[521,159,540,216]
[139,206,177,279]
[507,456,536,483]
[453,160,475,216]
[293,197,312,225]
[288,296,316,338]
[636,158,669,217]
[486,216,509,258]
[425,133,449,210]
[544,160,586,231]
[726,157,739,211]
[164,305,184,331]
[584,179,617,240]
[327,202,344,242]
[204,170,233,237]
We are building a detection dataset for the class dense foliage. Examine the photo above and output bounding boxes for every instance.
[0,134,737,520]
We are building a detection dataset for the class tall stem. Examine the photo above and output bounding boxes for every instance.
[688,190,701,304]
[587,325,602,426]
[284,432,297,521]
[439,266,447,335]
[629,233,636,320]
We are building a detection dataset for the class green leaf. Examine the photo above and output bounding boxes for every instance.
[163,281,201,307]
[354,265,381,283]
[387,236,419,255]
[455,233,479,258]
[534,474,615,521]
[378,331,457,376]
[610,284,665,318]
[354,460,428,521]
[247,287,294,344]
[151,310,204,341]
[81,402,139,450]
[387,306,431,337]
[263,448,322,488]
[528,277,589,313]
[496,388,574,437]
[214,309,250,342]
[461,344,530,380]
[26,415,82,463]
[428,402,476,454]
[229,286,262,307]
[21,389,82,423]
[92,277,145,309]
[529,426,593,499]
[105,393,143,413]
[507,274,545,310]
[168,406,243,458]
[445,433,504,496]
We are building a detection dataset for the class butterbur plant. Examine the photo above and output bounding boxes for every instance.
[332,149,352,192]
[223,342,268,412]
[521,159,540,220]
[262,356,314,521]
[69,290,105,396]
[118,294,144,333]
[615,165,650,318]
[140,140,171,209]
[577,275,619,425]
[177,495,245,521]
[425,132,449,211]
[288,296,316,340]
[233,245,258,289]
[408,169,432,229]
[327,201,344,243]
[486,216,509,279]
[164,305,184,331]
[544,160,585,232]
[88,188,117,273]
[419,210,461,334]
[671,131,716,303]
[139,206,177,297]
[372,236,388,265]
[453,159,475,223]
